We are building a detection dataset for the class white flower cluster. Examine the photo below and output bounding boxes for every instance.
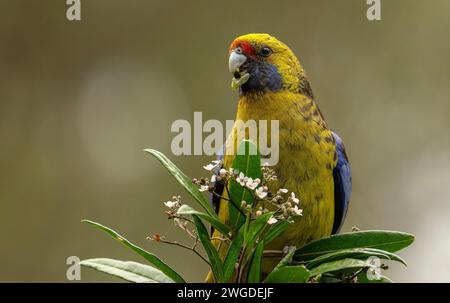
[268,189,303,221]
[262,162,277,183]
[203,160,222,173]
[191,160,227,192]
[194,160,303,225]
[164,195,181,211]
[232,169,303,223]
[162,196,196,237]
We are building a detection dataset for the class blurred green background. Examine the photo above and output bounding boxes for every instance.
[1,0,450,282]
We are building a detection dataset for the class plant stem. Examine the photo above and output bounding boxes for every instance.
[211,191,231,202]
[343,268,363,283]
[225,181,246,217]
[235,211,252,283]
[262,250,284,257]
[211,236,231,243]
[150,238,210,266]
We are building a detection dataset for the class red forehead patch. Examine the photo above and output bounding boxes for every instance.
[229,40,255,56]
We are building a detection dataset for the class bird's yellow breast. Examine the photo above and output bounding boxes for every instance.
[220,91,337,253]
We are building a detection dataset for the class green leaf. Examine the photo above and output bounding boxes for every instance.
[264,247,304,283]
[309,258,370,277]
[247,240,265,283]
[80,258,174,283]
[239,212,274,267]
[272,246,296,271]
[222,227,244,282]
[177,205,231,237]
[357,271,393,283]
[264,221,290,245]
[144,149,217,218]
[82,220,185,283]
[306,248,406,269]
[245,212,273,247]
[264,266,311,283]
[192,215,223,282]
[294,230,415,261]
[228,140,261,229]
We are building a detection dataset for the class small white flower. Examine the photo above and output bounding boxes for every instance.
[219,169,227,177]
[203,164,215,171]
[290,192,300,204]
[245,178,259,190]
[199,185,210,192]
[236,172,247,186]
[254,178,261,185]
[267,217,278,225]
[278,188,288,194]
[292,205,303,216]
[203,160,221,172]
[164,201,177,208]
[255,187,268,199]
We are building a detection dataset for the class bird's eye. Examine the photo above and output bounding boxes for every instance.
[235,47,243,54]
[260,46,272,57]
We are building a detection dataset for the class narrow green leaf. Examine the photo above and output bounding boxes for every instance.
[228,140,261,230]
[263,247,303,283]
[222,227,244,282]
[264,221,290,245]
[309,258,370,277]
[82,220,185,283]
[144,149,217,218]
[80,258,174,283]
[272,246,296,272]
[362,248,407,265]
[306,248,406,269]
[192,215,223,282]
[294,230,415,261]
[245,212,273,247]
[177,205,231,237]
[264,266,311,283]
[239,213,273,268]
[248,240,265,283]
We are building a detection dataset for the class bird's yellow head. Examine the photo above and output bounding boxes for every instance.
[228,33,313,98]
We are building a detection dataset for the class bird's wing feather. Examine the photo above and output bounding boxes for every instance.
[331,132,352,234]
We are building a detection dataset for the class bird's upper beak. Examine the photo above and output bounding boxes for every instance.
[229,51,246,73]
[229,50,250,90]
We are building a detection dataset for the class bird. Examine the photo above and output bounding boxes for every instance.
[207,33,351,281]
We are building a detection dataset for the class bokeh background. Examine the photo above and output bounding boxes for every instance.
[1,0,450,282]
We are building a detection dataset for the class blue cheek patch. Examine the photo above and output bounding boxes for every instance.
[263,64,283,91]
[242,62,283,93]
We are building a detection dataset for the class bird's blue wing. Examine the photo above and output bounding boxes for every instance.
[331,132,352,234]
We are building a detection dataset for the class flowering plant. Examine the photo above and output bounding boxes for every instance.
[80,141,414,283]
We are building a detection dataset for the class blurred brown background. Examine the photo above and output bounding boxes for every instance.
[1,0,449,282]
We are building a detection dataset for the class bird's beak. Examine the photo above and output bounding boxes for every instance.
[229,51,250,90]
[229,51,246,73]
